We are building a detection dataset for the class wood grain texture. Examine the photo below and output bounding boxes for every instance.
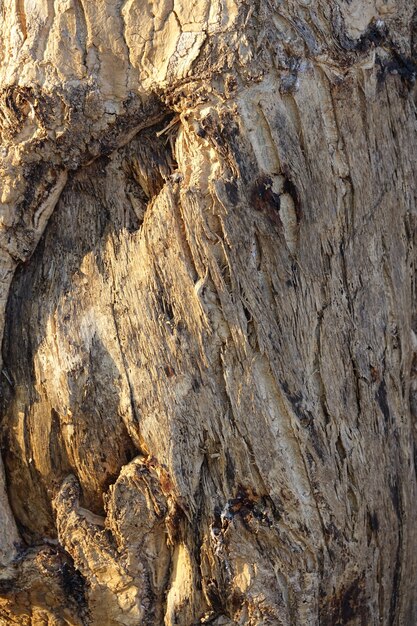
[0,1,416,624]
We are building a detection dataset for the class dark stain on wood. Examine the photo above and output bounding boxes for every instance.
[389,540,402,625]
[390,478,402,521]
[413,441,417,481]
[224,180,239,205]
[368,510,379,533]
[225,450,235,483]
[164,365,176,378]
[377,53,417,88]
[0,578,16,594]
[320,575,368,626]
[205,579,225,614]
[60,560,88,612]
[376,379,391,424]
[356,20,389,53]
[251,175,282,227]
[283,176,302,222]
[191,377,201,392]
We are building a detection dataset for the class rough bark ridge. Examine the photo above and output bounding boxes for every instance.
[0,1,417,624]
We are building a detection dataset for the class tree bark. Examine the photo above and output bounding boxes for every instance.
[0,1,416,624]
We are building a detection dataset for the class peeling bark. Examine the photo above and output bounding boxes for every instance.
[0,1,417,624]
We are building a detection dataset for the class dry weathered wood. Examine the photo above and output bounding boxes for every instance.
[0,1,417,624]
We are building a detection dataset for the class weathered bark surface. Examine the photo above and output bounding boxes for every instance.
[0,1,417,624]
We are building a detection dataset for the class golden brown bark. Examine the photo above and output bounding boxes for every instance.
[0,1,417,624]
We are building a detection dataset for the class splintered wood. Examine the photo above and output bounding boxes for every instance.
[0,1,416,624]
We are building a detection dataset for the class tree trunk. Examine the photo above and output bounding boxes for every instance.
[0,1,416,624]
